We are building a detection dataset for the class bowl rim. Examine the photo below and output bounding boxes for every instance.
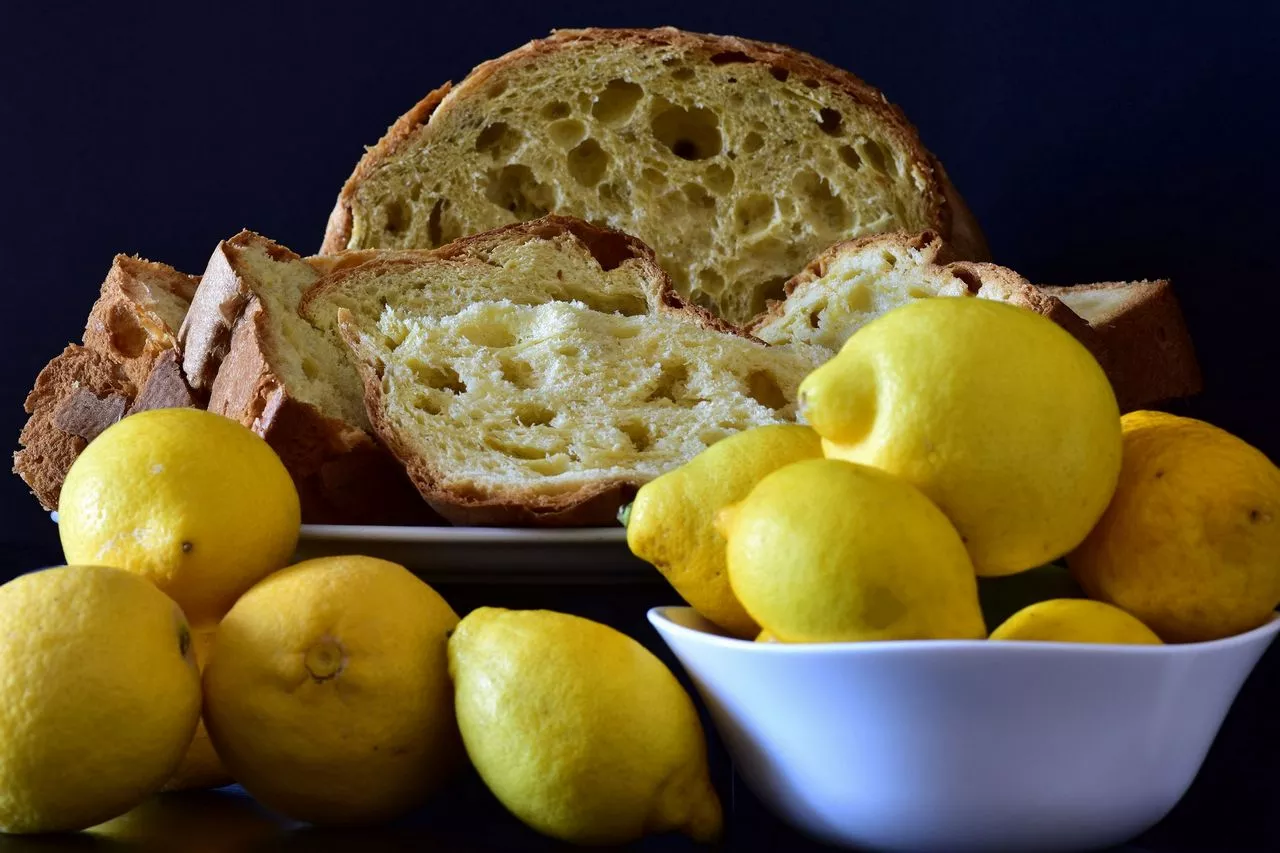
[647,606,1280,656]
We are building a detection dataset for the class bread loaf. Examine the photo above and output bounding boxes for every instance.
[1040,280,1201,410]
[320,217,825,525]
[176,231,434,525]
[14,256,200,509]
[321,27,987,325]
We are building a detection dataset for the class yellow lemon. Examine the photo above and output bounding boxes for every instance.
[799,298,1121,577]
[720,458,985,643]
[449,608,722,846]
[202,556,461,825]
[58,409,301,628]
[162,626,232,792]
[0,566,201,833]
[1069,412,1280,642]
[990,599,1162,644]
[625,424,822,638]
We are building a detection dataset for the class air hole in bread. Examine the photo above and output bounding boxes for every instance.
[794,170,851,231]
[770,66,790,82]
[105,304,146,359]
[950,267,982,293]
[647,361,690,403]
[881,250,898,269]
[838,144,862,170]
[515,403,555,427]
[734,193,776,234]
[845,284,872,312]
[526,456,570,476]
[500,356,535,389]
[710,50,753,65]
[802,78,820,89]
[620,420,652,452]
[413,393,443,416]
[670,66,696,81]
[475,122,521,159]
[483,165,552,218]
[907,286,933,299]
[682,183,715,210]
[549,119,587,149]
[753,276,791,316]
[807,311,821,329]
[856,137,892,175]
[487,80,508,98]
[409,361,466,394]
[427,199,445,247]
[301,357,321,380]
[746,370,789,410]
[705,163,735,195]
[485,435,550,460]
[697,268,726,297]
[591,79,644,125]
[598,182,630,207]
[567,138,609,187]
[742,131,765,154]
[384,200,410,234]
[542,101,572,119]
[652,104,721,161]
[459,321,516,348]
[817,108,843,136]
[609,324,641,338]
[557,344,581,357]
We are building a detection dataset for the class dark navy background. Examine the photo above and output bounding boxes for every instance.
[1,1,1278,850]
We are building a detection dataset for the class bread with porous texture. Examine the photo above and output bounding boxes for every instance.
[325,217,825,525]
[177,230,434,525]
[749,230,1101,358]
[14,255,200,510]
[1040,280,1201,411]
[321,26,987,326]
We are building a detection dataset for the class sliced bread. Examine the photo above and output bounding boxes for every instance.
[1040,280,1201,410]
[749,230,1101,357]
[319,217,825,525]
[321,27,987,325]
[176,231,432,525]
[14,256,201,510]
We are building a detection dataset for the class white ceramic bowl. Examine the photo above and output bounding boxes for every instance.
[649,606,1280,853]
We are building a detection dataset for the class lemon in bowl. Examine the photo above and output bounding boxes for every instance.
[649,606,1279,853]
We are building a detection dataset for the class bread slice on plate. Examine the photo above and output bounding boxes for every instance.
[317,216,824,526]
[177,231,433,525]
[1040,280,1201,410]
[320,26,987,325]
[749,230,1102,357]
[14,256,201,510]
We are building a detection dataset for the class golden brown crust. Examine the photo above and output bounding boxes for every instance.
[13,345,134,510]
[318,27,960,261]
[1040,280,1202,411]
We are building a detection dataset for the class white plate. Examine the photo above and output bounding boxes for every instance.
[52,513,654,584]
[297,524,650,584]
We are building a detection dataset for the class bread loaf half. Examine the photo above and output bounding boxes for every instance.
[322,217,825,525]
[1040,280,1201,411]
[14,256,201,510]
[321,27,987,325]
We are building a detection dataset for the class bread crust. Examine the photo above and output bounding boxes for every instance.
[318,27,986,264]
[1041,280,1202,411]
[84,255,199,388]
[13,345,134,510]
[333,215,740,526]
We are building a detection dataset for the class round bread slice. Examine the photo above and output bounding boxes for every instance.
[321,27,988,326]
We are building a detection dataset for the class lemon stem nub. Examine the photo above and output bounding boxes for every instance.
[304,638,347,682]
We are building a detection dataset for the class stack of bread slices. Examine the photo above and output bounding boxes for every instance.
[14,27,1201,526]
